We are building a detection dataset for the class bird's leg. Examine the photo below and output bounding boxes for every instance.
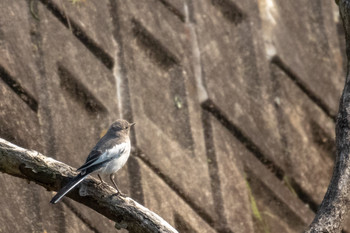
[98,174,104,184]
[110,174,126,197]
[97,174,108,188]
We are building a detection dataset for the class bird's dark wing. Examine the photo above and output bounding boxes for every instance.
[79,142,129,172]
[76,149,102,172]
[76,132,127,172]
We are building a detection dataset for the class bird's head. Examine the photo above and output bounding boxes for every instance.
[108,119,135,136]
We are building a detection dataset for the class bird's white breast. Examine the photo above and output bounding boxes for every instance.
[98,141,131,175]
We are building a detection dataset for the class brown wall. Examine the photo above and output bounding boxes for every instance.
[0,0,345,232]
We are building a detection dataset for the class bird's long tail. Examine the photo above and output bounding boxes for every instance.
[50,173,88,204]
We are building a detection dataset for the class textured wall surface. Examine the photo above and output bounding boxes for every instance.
[0,0,345,232]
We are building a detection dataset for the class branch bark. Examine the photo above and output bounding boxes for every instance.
[305,1,350,232]
[0,138,178,233]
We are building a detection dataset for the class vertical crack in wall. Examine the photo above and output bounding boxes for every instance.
[109,0,134,124]
[26,1,66,232]
[184,1,208,104]
[109,0,144,204]
[111,38,123,120]
[257,0,278,59]
[184,3,234,231]
[201,109,232,233]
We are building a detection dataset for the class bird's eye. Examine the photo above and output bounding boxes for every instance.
[125,126,129,129]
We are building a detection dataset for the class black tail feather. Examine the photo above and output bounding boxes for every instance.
[50,173,88,204]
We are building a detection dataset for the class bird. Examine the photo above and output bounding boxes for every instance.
[50,119,135,204]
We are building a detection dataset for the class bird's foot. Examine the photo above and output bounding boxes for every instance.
[112,191,127,197]
[97,181,109,189]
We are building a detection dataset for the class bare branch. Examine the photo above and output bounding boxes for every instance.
[0,138,178,233]
[304,1,350,232]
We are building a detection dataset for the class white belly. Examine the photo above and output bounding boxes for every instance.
[97,141,131,175]
[100,151,130,175]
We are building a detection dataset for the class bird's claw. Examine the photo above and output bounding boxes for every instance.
[97,181,109,189]
[112,191,127,197]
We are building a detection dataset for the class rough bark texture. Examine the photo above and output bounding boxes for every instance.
[305,1,350,232]
[0,138,178,233]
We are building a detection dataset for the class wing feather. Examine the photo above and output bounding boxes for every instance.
[77,143,128,172]
[76,150,102,172]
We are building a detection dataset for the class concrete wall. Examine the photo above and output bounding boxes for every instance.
[0,0,345,232]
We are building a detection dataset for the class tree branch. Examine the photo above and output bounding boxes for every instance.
[305,1,350,232]
[0,138,178,233]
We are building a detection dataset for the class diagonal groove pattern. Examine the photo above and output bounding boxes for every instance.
[202,99,322,213]
[131,18,180,69]
[62,199,101,233]
[0,65,38,113]
[211,0,245,24]
[38,0,114,70]
[309,119,336,160]
[57,64,108,115]
[158,0,185,22]
[201,99,284,179]
[284,177,319,212]
[174,212,198,233]
[271,56,336,120]
[132,148,217,230]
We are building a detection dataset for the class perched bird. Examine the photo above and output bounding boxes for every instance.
[50,119,135,204]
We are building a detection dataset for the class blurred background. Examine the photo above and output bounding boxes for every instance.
[0,0,346,232]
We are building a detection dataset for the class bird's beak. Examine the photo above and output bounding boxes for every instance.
[130,122,136,127]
